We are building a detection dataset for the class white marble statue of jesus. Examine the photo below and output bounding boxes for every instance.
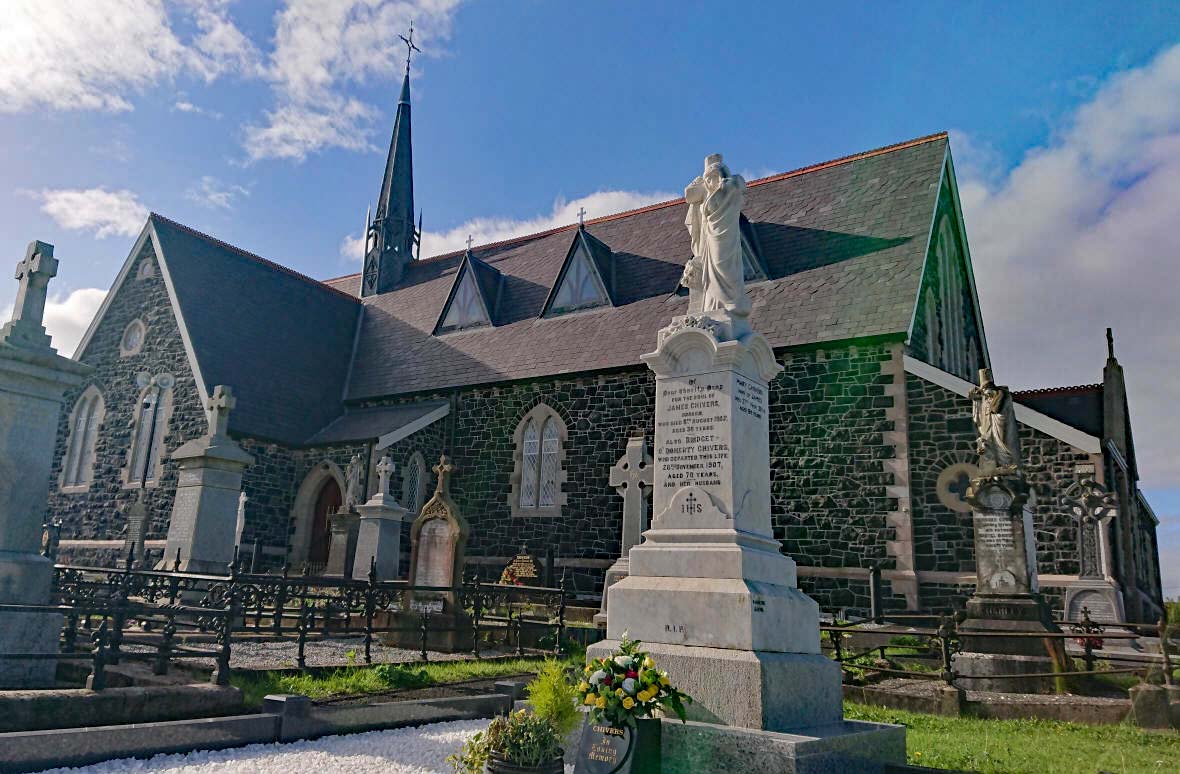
[684,154,750,318]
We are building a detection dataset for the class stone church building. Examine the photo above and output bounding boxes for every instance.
[44,69,1163,623]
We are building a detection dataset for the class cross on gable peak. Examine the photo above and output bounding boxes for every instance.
[207,385,235,437]
[577,207,586,227]
[466,235,474,251]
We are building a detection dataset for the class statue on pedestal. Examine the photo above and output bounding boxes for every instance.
[969,368,1021,476]
[680,154,750,319]
[343,454,364,509]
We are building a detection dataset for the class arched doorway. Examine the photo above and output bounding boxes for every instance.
[309,478,341,566]
[289,460,347,567]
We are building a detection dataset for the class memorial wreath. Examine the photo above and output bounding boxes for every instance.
[578,635,691,726]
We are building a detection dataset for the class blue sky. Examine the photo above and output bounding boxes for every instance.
[1,2,1178,593]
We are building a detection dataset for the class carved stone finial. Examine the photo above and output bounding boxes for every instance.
[1,240,58,350]
[207,385,235,437]
[375,454,395,497]
[432,454,455,496]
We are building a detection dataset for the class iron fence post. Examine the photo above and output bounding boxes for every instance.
[250,538,261,575]
[554,570,568,656]
[296,593,309,671]
[420,610,430,662]
[364,558,377,665]
[86,620,109,691]
[469,574,483,659]
[63,611,78,654]
[273,564,290,636]
[154,613,176,676]
[938,616,955,686]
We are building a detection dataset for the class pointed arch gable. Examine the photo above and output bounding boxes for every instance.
[541,229,615,317]
[906,148,990,378]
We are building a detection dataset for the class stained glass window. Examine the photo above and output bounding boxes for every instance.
[402,451,427,515]
[62,387,103,489]
[538,418,560,506]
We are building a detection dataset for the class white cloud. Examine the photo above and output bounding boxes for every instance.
[2,288,107,357]
[173,99,222,118]
[0,1,257,114]
[340,189,676,262]
[185,175,249,209]
[34,188,149,238]
[958,43,1180,489]
[245,0,462,162]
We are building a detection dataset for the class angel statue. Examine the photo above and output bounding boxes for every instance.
[343,454,364,509]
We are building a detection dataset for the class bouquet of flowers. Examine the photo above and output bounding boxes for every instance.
[577,635,691,726]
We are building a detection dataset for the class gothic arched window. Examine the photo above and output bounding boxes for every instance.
[402,450,428,515]
[122,373,174,489]
[60,385,105,492]
[511,404,567,517]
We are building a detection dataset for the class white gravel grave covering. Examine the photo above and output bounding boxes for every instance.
[32,719,573,774]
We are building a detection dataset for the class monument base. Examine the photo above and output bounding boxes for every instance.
[955,592,1063,693]
[587,640,843,732]
[953,651,1059,694]
[0,609,62,688]
[659,717,905,774]
[386,610,473,653]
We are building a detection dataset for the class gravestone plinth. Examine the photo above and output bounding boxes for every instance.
[388,456,471,652]
[0,240,92,687]
[352,455,410,580]
[591,319,842,732]
[954,473,1062,693]
[159,386,254,574]
[324,509,359,578]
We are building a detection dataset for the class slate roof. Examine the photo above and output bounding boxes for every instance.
[304,400,449,445]
[344,133,948,400]
[150,215,361,445]
[1013,384,1104,438]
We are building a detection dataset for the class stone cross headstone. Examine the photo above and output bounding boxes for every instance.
[595,435,653,625]
[0,241,58,351]
[1063,477,1117,580]
[589,154,847,735]
[352,454,410,580]
[159,385,254,574]
[0,239,91,687]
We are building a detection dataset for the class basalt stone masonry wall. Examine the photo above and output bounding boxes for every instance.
[905,373,1091,579]
[47,243,207,558]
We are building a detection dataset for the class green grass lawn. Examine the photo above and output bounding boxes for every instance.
[846,702,1180,773]
[230,655,579,707]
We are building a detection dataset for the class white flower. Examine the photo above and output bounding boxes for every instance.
[613,655,633,669]
[590,670,607,686]
[622,678,638,695]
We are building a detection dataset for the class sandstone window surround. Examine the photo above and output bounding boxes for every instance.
[509,403,568,518]
[121,372,175,489]
[402,450,428,515]
[119,319,147,357]
[59,385,105,493]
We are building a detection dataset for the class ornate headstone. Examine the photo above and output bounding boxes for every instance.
[595,435,653,625]
[589,155,845,734]
[954,369,1063,692]
[0,240,92,687]
[1062,476,1124,622]
[392,455,472,651]
[159,385,255,574]
[352,454,411,580]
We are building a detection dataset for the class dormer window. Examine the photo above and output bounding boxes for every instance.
[542,228,616,317]
[551,242,608,312]
[434,251,501,334]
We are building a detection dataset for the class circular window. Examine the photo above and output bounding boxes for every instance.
[137,259,155,279]
[120,320,146,357]
[935,461,981,513]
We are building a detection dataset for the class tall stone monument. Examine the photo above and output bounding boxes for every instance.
[392,455,471,651]
[954,369,1063,692]
[159,385,255,574]
[595,434,653,626]
[352,454,410,580]
[590,155,844,732]
[324,454,363,577]
[0,241,91,687]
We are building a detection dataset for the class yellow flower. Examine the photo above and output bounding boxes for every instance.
[595,696,606,709]
[584,695,596,706]
[643,656,655,668]
[637,690,651,703]
[659,675,671,686]
[622,697,635,710]
[616,688,624,697]
[578,681,590,692]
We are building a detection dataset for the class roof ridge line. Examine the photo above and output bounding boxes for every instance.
[150,213,360,303]
[322,131,950,284]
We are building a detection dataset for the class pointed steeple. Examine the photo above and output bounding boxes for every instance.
[362,25,420,297]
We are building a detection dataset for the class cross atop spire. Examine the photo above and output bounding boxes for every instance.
[466,235,474,252]
[1106,327,1116,360]
[577,207,586,227]
[399,20,421,74]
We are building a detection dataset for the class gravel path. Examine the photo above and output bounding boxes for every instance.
[32,720,574,774]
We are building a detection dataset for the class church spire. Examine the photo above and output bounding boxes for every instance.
[362,22,421,297]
